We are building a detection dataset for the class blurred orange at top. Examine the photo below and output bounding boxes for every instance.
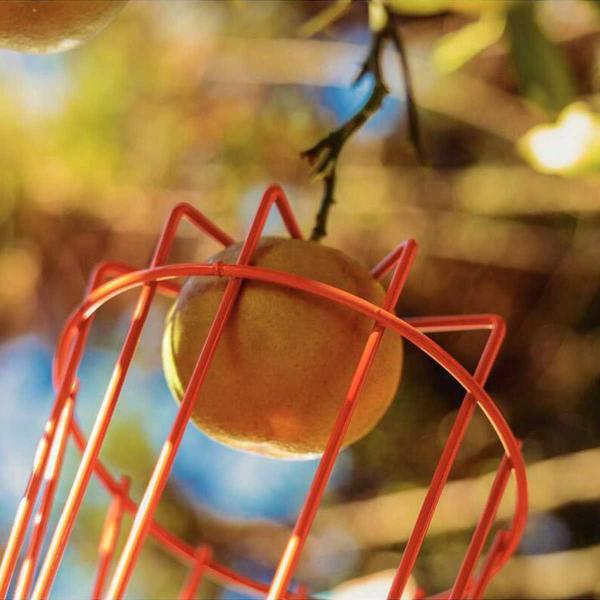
[0,0,128,54]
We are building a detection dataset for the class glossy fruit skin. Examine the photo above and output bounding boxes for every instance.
[162,237,403,459]
[0,1,128,54]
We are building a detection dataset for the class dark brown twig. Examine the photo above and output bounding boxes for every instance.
[304,5,425,242]
[387,11,426,164]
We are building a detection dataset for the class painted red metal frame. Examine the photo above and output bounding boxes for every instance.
[0,185,527,600]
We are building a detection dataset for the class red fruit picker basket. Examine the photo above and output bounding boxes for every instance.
[0,185,528,600]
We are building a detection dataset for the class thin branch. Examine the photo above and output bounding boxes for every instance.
[308,169,336,242]
[387,12,426,165]
[302,79,388,181]
[305,20,389,241]
[304,5,425,242]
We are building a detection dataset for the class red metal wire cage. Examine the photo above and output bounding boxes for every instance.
[0,185,528,600]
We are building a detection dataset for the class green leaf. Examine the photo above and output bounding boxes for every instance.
[298,0,352,37]
[433,15,505,74]
[385,0,511,16]
[385,0,449,15]
[506,1,575,114]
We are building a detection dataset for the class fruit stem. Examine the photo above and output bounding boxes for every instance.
[305,3,426,242]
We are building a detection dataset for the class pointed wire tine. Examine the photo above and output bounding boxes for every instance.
[264,184,304,240]
[406,315,505,335]
[387,316,506,600]
[229,184,303,273]
[91,476,131,600]
[13,392,76,600]
[32,200,225,599]
[267,240,416,599]
[151,203,221,266]
[380,239,418,310]
[243,185,304,249]
[170,202,235,247]
[371,239,418,282]
[104,186,292,600]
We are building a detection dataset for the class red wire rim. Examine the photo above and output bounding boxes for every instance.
[53,262,527,577]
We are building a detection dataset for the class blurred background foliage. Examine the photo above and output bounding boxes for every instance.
[1,0,600,598]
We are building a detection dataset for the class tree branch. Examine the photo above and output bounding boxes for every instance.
[387,12,426,164]
[304,5,425,242]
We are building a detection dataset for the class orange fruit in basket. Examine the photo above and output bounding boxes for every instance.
[0,1,128,54]
[162,237,403,459]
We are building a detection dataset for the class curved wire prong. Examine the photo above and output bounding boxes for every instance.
[32,200,233,599]
[268,239,417,599]
[105,184,301,599]
[388,315,507,599]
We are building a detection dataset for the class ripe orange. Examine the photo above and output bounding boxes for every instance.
[162,237,403,459]
[0,1,128,54]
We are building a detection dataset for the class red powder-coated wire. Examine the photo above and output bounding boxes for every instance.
[178,546,212,600]
[0,185,527,600]
[91,476,130,600]
[13,394,75,600]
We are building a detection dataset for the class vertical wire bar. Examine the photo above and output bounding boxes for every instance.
[70,418,200,566]
[32,286,154,600]
[267,240,417,600]
[469,531,508,600]
[387,316,506,600]
[104,185,296,600]
[178,546,212,600]
[32,206,231,600]
[91,477,130,600]
[449,452,514,600]
[0,258,131,597]
[13,392,76,600]
[0,327,86,598]
[403,316,527,572]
